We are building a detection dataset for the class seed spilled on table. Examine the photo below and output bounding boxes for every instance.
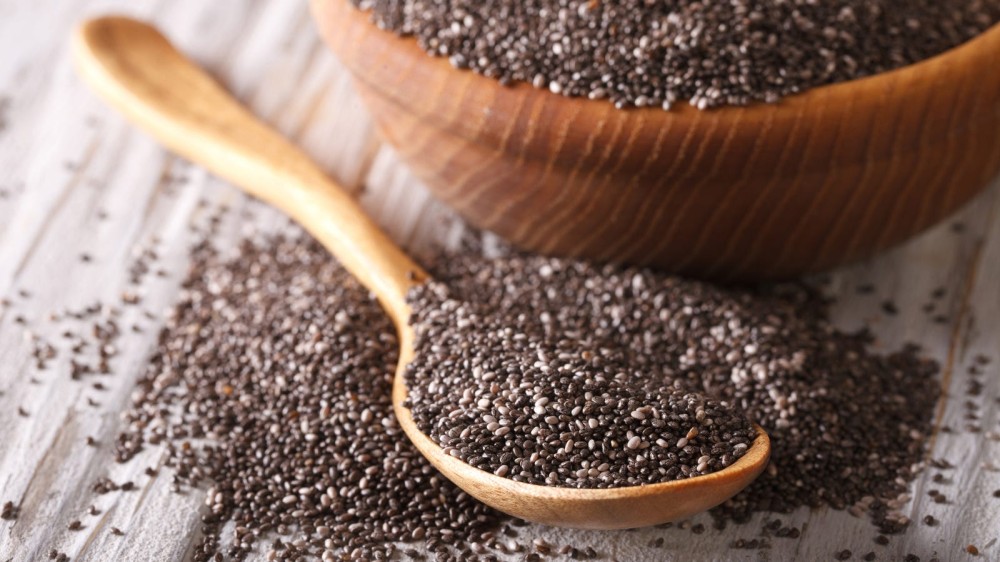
[0,501,18,521]
[3,211,957,559]
[114,234,510,561]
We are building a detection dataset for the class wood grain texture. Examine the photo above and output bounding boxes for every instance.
[313,0,1000,280]
[1,0,1000,560]
[74,16,772,530]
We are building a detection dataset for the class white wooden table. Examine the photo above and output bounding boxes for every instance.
[1,1,999,560]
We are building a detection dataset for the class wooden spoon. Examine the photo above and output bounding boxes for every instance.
[72,16,771,530]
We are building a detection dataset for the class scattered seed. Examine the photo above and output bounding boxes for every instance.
[1,501,18,520]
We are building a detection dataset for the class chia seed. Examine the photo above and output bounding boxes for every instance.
[1,501,18,521]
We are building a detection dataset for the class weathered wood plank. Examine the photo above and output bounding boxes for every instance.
[1,1,999,561]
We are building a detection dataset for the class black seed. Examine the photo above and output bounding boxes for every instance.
[1,501,18,520]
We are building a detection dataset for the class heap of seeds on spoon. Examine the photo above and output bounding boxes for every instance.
[405,255,757,488]
[350,0,1000,108]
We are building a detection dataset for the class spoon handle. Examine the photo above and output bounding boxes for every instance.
[72,16,424,324]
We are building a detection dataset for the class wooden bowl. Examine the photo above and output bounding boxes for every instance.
[310,0,1000,280]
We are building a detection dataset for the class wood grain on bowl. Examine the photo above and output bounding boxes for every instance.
[311,0,1000,280]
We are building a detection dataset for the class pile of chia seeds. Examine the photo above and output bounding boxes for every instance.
[101,226,942,560]
[406,250,940,530]
[350,0,1000,109]
[114,235,509,561]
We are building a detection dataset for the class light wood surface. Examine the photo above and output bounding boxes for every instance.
[312,0,1000,281]
[72,16,771,530]
[1,0,999,559]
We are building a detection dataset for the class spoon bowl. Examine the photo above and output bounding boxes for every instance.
[72,16,771,529]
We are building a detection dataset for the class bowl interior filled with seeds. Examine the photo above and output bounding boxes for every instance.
[311,0,1000,280]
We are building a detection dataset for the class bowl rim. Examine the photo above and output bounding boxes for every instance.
[321,1,1000,118]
